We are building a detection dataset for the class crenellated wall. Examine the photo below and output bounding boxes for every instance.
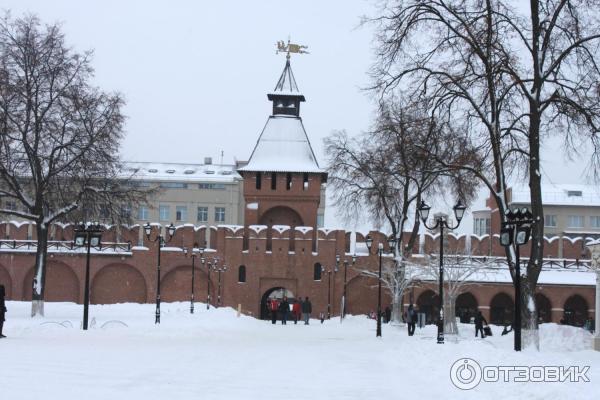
[0,221,595,323]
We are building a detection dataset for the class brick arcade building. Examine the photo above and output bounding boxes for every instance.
[0,59,596,327]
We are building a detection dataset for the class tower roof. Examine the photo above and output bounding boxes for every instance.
[238,115,325,173]
[267,59,306,101]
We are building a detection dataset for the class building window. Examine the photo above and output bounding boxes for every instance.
[159,205,170,221]
[120,204,132,219]
[567,215,584,228]
[215,207,225,222]
[473,218,490,236]
[4,199,17,211]
[159,182,188,189]
[303,173,309,190]
[137,206,149,221]
[198,183,226,190]
[99,204,110,219]
[313,263,322,281]
[256,172,262,190]
[271,172,277,190]
[176,206,187,222]
[591,216,600,228]
[286,173,292,190]
[197,207,208,222]
[238,265,246,283]
[544,215,557,228]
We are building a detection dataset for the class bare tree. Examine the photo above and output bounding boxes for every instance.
[0,14,146,316]
[325,101,478,322]
[368,0,600,346]
[421,253,489,336]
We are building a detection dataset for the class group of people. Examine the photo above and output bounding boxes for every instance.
[268,296,313,325]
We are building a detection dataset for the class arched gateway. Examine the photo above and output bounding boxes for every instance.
[260,287,295,320]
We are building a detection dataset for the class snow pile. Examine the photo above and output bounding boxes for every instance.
[1,301,599,400]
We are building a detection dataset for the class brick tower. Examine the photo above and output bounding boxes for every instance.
[238,58,327,235]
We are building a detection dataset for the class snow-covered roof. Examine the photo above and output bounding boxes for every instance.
[510,183,600,207]
[120,161,241,183]
[238,115,325,174]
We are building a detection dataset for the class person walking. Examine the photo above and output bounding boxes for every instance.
[269,298,279,325]
[279,297,289,325]
[302,296,312,325]
[292,298,302,324]
[384,306,392,323]
[406,304,416,336]
[475,311,488,338]
[0,284,7,338]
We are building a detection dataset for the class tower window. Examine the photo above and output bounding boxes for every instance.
[238,265,246,283]
[286,173,292,190]
[256,172,262,190]
[271,172,277,190]
[303,173,309,190]
[313,263,322,281]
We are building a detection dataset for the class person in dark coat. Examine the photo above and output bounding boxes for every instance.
[475,311,488,338]
[384,306,392,323]
[301,296,312,325]
[406,304,416,336]
[0,284,6,338]
[279,297,289,325]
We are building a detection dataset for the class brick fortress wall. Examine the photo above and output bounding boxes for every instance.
[0,221,595,323]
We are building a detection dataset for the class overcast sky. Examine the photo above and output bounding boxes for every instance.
[2,0,593,232]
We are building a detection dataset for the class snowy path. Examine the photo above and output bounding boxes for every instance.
[1,302,598,400]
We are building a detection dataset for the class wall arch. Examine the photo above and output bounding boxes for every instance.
[161,265,206,302]
[535,292,552,323]
[91,263,146,304]
[345,275,379,316]
[490,292,514,325]
[259,206,304,227]
[417,289,440,324]
[455,292,478,323]
[563,294,588,327]
[0,264,13,299]
[22,261,79,302]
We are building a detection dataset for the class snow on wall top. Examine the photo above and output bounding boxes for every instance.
[120,161,241,183]
[238,115,325,173]
[510,183,600,207]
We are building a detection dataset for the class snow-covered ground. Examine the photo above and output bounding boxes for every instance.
[1,301,599,400]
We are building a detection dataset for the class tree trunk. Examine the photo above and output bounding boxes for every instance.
[391,289,404,325]
[31,222,48,317]
[444,295,458,336]
[522,277,540,350]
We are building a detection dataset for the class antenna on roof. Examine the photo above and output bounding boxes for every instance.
[220,150,224,165]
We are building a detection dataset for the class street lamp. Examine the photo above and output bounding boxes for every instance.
[336,253,356,320]
[202,255,219,310]
[213,261,228,308]
[321,265,333,319]
[365,235,396,337]
[418,200,466,344]
[498,207,533,352]
[184,243,204,314]
[73,222,104,330]
[144,222,176,324]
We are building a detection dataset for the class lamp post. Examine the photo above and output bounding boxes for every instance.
[185,243,204,314]
[73,222,104,331]
[365,235,397,337]
[213,261,227,308]
[144,222,176,324]
[499,207,533,352]
[336,253,356,320]
[418,200,466,344]
[321,265,333,319]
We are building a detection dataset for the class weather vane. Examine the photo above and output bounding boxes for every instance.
[276,38,309,60]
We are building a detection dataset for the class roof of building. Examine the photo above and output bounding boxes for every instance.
[510,183,600,207]
[120,161,242,183]
[238,115,325,173]
[267,59,305,101]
